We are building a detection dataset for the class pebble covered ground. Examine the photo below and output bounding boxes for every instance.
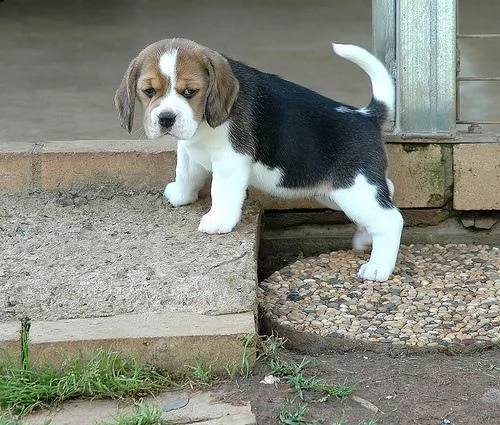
[259,244,500,350]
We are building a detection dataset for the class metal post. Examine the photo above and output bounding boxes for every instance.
[373,0,457,136]
[396,0,456,136]
[372,0,397,126]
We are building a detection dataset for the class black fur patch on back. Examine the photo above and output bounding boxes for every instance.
[226,58,393,208]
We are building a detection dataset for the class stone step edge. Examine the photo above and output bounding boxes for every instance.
[0,311,256,372]
[0,139,318,209]
[0,139,178,193]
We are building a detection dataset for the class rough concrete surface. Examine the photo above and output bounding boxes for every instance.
[24,390,256,425]
[0,192,260,321]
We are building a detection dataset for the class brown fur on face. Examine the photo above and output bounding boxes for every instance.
[114,39,240,134]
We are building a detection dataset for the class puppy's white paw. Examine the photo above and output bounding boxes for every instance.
[357,261,393,282]
[197,210,240,234]
[163,182,197,207]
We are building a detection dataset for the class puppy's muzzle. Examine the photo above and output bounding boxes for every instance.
[158,111,177,129]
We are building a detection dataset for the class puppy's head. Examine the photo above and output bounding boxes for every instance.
[114,38,239,140]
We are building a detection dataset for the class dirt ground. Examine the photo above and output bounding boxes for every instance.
[235,255,500,425]
[217,346,500,425]
[1,192,499,425]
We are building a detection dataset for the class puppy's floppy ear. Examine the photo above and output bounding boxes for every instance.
[203,51,239,128]
[114,58,139,133]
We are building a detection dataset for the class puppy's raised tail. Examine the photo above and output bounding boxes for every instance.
[332,43,395,124]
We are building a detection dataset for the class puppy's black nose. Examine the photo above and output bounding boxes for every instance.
[158,111,176,128]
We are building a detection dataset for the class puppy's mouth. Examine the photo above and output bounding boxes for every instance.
[154,125,197,141]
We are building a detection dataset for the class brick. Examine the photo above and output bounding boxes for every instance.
[453,144,500,210]
[0,142,36,192]
[386,144,450,208]
[40,140,176,191]
[251,144,451,210]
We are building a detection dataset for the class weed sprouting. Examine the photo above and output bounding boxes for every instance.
[95,402,164,425]
[279,403,318,425]
[20,317,30,371]
[187,357,215,385]
[259,334,355,424]
[0,349,173,414]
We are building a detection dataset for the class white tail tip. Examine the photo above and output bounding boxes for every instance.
[331,42,395,117]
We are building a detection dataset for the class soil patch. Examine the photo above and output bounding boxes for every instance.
[218,348,500,425]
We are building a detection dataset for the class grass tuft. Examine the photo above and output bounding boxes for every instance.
[96,403,164,425]
[20,317,31,371]
[279,404,320,425]
[186,357,215,386]
[0,349,174,414]
[258,334,355,424]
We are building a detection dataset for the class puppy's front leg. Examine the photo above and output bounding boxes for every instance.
[164,141,209,207]
[198,156,251,234]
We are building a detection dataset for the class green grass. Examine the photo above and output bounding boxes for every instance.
[187,334,255,385]
[186,357,215,385]
[258,334,355,424]
[0,412,51,425]
[20,318,30,372]
[278,404,313,424]
[0,403,165,425]
[0,349,174,414]
[0,414,21,425]
[0,318,257,417]
[96,403,164,425]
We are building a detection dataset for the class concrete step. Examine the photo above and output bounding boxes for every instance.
[0,191,260,373]
[2,139,500,210]
[0,311,255,373]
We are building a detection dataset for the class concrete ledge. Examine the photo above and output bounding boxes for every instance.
[25,390,256,425]
[0,140,177,193]
[0,139,454,210]
[0,143,34,191]
[0,311,256,372]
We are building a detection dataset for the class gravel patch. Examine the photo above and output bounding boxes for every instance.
[259,244,500,351]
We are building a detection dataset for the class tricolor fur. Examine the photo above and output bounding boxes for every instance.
[115,38,403,281]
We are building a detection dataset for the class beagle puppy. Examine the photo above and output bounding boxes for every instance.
[115,38,403,282]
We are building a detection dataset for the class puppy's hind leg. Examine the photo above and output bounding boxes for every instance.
[329,175,403,282]
[351,176,395,251]
[315,195,375,252]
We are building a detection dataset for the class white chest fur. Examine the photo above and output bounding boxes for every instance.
[181,121,332,200]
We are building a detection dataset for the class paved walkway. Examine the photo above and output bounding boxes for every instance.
[0,0,372,143]
[24,390,256,425]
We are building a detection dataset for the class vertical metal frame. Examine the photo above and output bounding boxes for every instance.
[372,0,397,128]
[373,0,457,137]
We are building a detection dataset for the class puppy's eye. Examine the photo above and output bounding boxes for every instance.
[143,88,156,98]
[182,88,198,99]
